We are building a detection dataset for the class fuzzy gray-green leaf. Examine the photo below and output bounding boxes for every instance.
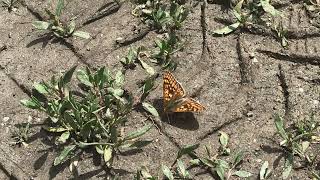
[142,102,159,118]
[54,144,76,166]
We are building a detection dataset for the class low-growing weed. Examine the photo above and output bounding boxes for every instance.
[32,0,90,39]
[190,132,252,180]
[21,66,152,167]
[212,0,280,35]
[272,21,288,48]
[11,122,31,147]
[1,0,19,12]
[133,0,189,32]
[134,144,199,180]
[274,114,320,179]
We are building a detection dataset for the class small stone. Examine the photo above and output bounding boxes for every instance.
[249,52,255,58]
[298,88,304,93]
[3,117,9,122]
[313,100,319,106]
[252,57,258,63]
[256,159,262,163]
[86,47,90,51]
[28,115,33,122]
[247,111,254,117]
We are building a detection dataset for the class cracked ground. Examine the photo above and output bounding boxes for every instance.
[1,0,320,179]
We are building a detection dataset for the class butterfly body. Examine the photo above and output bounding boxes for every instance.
[163,71,205,113]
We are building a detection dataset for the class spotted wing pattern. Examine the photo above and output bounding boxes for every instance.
[163,71,186,107]
[173,98,206,112]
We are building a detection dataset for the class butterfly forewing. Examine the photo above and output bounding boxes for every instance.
[163,71,186,106]
[173,98,205,112]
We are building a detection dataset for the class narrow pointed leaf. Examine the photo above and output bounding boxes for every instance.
[177,143,199,159]
[54,145,76,166]
[123,124,152,141]
[162,164,174,180]
[142,102,159,118]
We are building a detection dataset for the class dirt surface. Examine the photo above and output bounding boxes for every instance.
[1,0,320,179]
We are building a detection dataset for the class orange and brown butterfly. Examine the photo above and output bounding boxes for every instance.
[163,71,205,113]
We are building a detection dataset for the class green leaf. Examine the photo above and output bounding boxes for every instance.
[58,131,70,143]
[77,69,93,87]
[73,31,90,39]
[282,153,293,179]
[32,21,50,30]
[215,160,228,180]
[68,20,76,35]
[260,0,280,17]
[260,161,271,180]
[234,0,244,13]
[55,0,64,17]
[128,140,153,149]
[107,87,124,97]
[200,158,216,168]
[104,146,113,163]
[123,124,152,141]
[233,151,244,166]
[177,143,199,159]
[301,141,310,153]
[219,131,229,147]
[60,66,77,88]
[95,145,104,154]
[233,170,252,178]
[212,22,241,35]
[114,70,125,87]
[274,114,288,140]
[142,102,159,118]
[45,127,70,132]
[54,145,76,166]
[161,164,174,180]
[177,159,189,178]
[138,59,155,75]
[34,83,48,94]
[20,99,40,109]
[64,111,78,130]
[190,159,201,166]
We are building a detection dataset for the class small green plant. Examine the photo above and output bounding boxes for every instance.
[134,144,199,180]
[272,21,288,48]
[274,114,319,179]
[32,0,90,39]
[11,122,31,147]
[21,66,152,167]
[133,0,189,32]
[151,32,180,70]
[121,46,155,75]
[1,0,19,12]
[212,0,280,35]
[190,132,252,180]
[259,161,272,180]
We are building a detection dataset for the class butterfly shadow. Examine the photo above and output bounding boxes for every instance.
[153,99,200,131]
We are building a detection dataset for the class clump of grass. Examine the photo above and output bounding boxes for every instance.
[21,66,152,167]
[32,0,90,39]
[274,114,320,179]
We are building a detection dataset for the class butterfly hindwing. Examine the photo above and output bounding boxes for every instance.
[173,98,205,112]
[163,71,186,106]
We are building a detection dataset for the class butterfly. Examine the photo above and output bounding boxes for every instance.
[163,71,205,113]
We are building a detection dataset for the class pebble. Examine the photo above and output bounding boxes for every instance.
[313,100,319,106]
[3,117,9,122]
[298,88,304,93]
